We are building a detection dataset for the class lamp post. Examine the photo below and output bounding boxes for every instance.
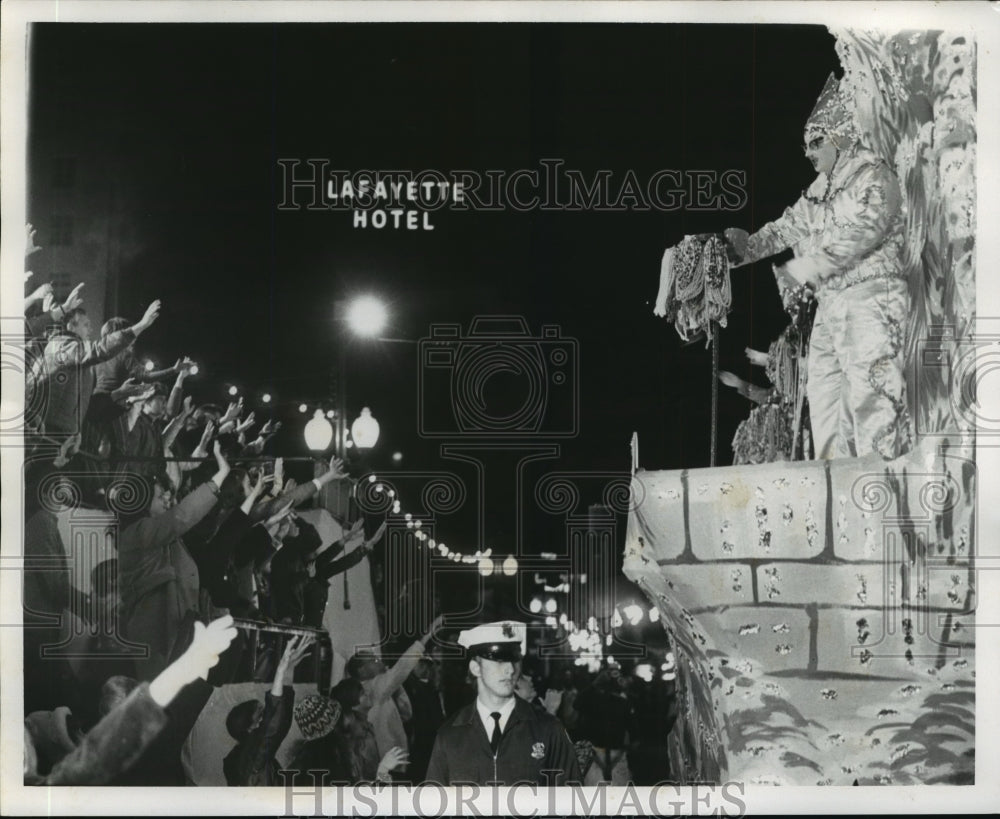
[333,295,389,458]
[351,407,380,449]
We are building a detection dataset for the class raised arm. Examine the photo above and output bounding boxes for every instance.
[165,358,196,419]
[249,455,349,523]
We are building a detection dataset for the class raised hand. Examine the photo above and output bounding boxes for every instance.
[127,386,156,405]
[53,433,82,468]
[272,456,284,492]
[149,615,239,707]
[182,615,239,681]
[328,455,347,478]
[745,347,769,367]
[173,356,197,376]
[264,500,295,533]
[135,299,162,333]
[62,282,85,313]
[718,370,743,389]
[422,613,445,645]
[26,282,53,306]
[379,747,410,773]
[243,469,272,499]
[198,419,216,450]
[344,517,365,544]
[26,223,42,256]
[236,411,256,434]
[220,398,243,426]
[112,377,148,403]
[278,634,314,672]
[259,419,281,437]
[366,521,388,550]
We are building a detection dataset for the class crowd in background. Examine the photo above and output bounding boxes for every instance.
[20,224,678,787]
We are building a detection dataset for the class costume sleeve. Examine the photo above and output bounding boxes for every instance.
[786,161,902,284]
[44,683,167,785]
[744,192,816,264]
[425,731,449,785]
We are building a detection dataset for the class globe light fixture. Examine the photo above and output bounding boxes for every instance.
[502,555,518,576]
[351,407,380,448]
[299,404,308,414]
[478,556,494,577]
[304,409,334,451]
[189,364,199,376]
[144,359,155,372]
[228,386,238,397]
[262,393,272,404]
[346,296,388,337]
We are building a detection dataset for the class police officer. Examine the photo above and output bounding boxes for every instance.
[425,621,580,785]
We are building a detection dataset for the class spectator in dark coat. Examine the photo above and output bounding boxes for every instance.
[223,634,313,786]
[117,442,231,681]
[328,678,409,784]
[403,657,446,783]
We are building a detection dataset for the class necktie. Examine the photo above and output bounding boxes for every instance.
[489,712,502,755]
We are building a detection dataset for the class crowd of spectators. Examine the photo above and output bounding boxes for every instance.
[19,224,679,787]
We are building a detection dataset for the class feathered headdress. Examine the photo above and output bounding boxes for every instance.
[804,73,859,145]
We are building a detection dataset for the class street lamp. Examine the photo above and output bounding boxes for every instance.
[351,407,380,449]
[346,296,388,337]
[304,409,334,451]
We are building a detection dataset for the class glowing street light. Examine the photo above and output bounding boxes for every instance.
[346,296,388,338]
[143,359,155,372]
[299,403,308,414]
[351,407,380,449]
[228,386,239,397]
[304,409,334,451]
[262,393,272,404]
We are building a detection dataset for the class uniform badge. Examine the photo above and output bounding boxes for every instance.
[531,742,545,759]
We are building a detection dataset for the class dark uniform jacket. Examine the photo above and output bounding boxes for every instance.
[426,696,580,785]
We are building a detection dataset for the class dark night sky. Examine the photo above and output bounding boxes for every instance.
[28,22,839,561]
